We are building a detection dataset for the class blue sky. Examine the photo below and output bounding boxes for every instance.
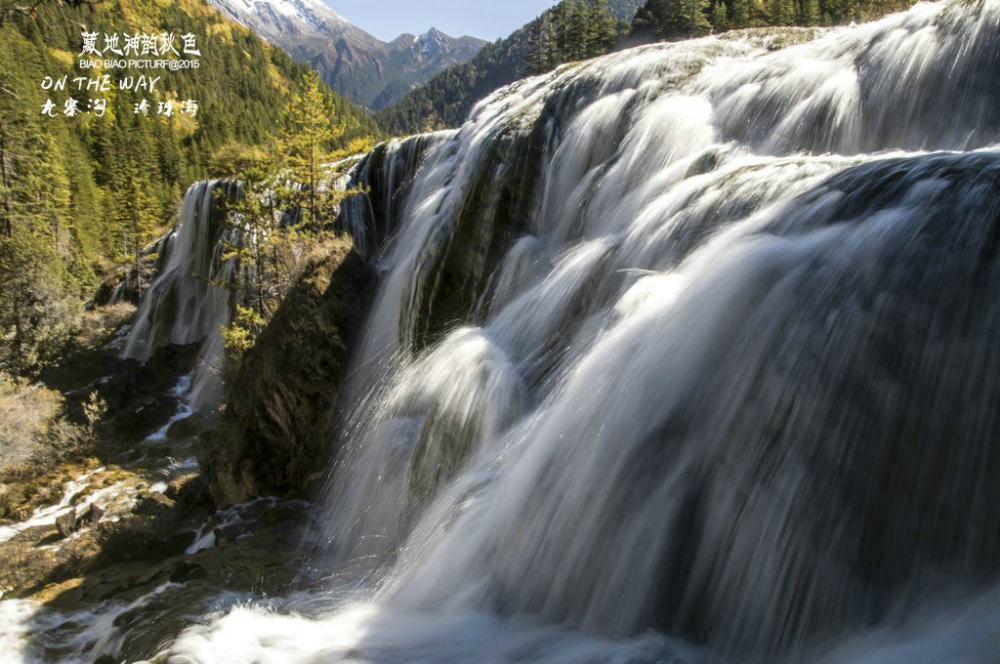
[324,0,558,41]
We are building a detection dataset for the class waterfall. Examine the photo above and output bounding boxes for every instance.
[122,180,240,415]
[172,1,1000,662]
[337,134,440,258]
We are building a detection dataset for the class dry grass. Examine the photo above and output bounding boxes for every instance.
[0,375,67,474]
[0,540,49,597]
[74,301,136,352]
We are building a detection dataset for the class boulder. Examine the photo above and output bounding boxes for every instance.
[55,510,77,538]
[166,415,199,440]
[83,503,105,525]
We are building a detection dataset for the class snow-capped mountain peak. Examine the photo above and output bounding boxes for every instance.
[210,0,358,43]
[207,0,486,110]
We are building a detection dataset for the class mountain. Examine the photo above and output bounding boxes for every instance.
[209,0,382,57]
[389,29,487,85]
[207,0,487,109]
[376,0,646,135]
[309,24,486,110]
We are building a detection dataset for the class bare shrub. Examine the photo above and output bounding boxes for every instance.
[0,374,62,474]
[0,374,88,477]
[75,301,136,351]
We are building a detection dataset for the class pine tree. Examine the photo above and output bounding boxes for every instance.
[798,0,821,25]
[0,229,81,375]
[279,71,346,232]
[769,0,796,25]
[214,144,279,319]
[567,0,589,60]
[686,0,713,35]
[644,0,712,38]
[525,19,544,75]
[730,0,751,26]
[711,0,729,30]
[585,0,617,57]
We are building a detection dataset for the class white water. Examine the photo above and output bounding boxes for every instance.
[110,1,1000,661]
[122,181,240,415]
[1,583,181,664]
[0,467,105,546]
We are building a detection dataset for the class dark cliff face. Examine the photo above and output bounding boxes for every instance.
[198,238,376,507]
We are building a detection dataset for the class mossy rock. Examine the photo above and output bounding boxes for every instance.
[411,114,548,351]
[199,237,375,506]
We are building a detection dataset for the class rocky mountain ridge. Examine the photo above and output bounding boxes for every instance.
[208,0,486,109]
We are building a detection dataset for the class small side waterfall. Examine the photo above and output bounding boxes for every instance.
[122,180,240,414]
[337,134,440,258]
[171,1,1000,662]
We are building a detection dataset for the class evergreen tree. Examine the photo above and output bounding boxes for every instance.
[0,229,81,375]
[748,0,770,25]
[730,0,751,27]
[711,0,729,30]
[215,146,278,321]
[525,18,548,75]
[686,0,713,34]
[279,70,346,232]
[585,0,618,57]
[567,0,590,60]
[640,0,712,38]
[769,0,796,25]
[798,0,821,25]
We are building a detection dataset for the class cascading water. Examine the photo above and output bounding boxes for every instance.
[337,134,440,259]
[170,1,1000,662]
[122,180,240,415]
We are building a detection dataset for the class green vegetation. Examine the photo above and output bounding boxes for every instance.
[0,0,381,378]
[216,70,370,359]
[0,231,82,374]
[202,238,374,507]
[524,0,618,75]
[632,0,916,39]
[280,71,349,232]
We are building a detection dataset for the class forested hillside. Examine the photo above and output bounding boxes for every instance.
[0,0,380,375]
[630,0,916,37]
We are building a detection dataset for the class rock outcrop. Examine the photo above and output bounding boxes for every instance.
[199,238,375,506]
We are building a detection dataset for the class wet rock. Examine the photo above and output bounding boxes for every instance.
[199,240,375,506]
[55,510,77,538]
[409,123,541,352]
[165,473,209,510]
[166,415,199,440]
[259,506,295,526]
[169,561,206,583]
[89,234,167,309]
[94,514,194,564]
[94,343,200,444]
[88,275,123,309]
[133,492,175,516]
[83,503,105,525]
